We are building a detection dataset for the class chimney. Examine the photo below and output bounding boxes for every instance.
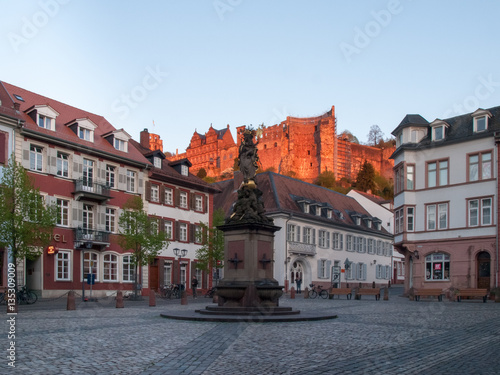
[140,128,150,149]
[13,102,20,111]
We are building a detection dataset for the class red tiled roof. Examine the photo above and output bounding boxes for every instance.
[351,189,392,206]
[0,81,148,166]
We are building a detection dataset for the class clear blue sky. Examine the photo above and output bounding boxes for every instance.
[1,0,500,153]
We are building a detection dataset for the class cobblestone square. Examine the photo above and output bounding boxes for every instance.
[1,287,499,375]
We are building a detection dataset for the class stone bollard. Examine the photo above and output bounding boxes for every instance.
[213,294,219,304]
[383,287,389,301]
[149,290,156,307]
[116,291,124,308]
[290,287,296,299]
[181,290,188,305]
[67,290,76,310]
[304,287,309,299]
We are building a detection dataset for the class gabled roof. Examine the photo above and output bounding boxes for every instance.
[214,172,391,237]
[0,81,148,166]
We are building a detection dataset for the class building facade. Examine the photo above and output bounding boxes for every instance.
[391,107,499,295]
[215,172,393,292]
[170,106,395,183]
[134,129,221,296]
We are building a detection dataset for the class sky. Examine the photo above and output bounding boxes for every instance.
[1,0,500,154]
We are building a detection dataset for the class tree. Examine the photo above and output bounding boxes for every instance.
[314,170,336,189]
[367,125,384,147]
[118,196,168,299]
[0,158,56,306]
[195,208,225,285]
[196,167,207,179]
[354,161,376,193]
[339,129,359,143]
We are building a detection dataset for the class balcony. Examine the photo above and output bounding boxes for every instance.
[73,178,111,203]
[287,241,316,256]
[74,227,110,250]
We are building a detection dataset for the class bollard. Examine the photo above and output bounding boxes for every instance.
[181,290,188,305]
[383,287,389,301]
[116,291,124,308]
[304,287,309,299]
[290,287,296,299]
[67,290,76,310]
[149,289,156,307]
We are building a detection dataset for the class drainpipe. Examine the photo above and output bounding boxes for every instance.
[496,135,499,288]
[284,213,293,292]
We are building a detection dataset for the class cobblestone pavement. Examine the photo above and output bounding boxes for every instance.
[1,286,499,375]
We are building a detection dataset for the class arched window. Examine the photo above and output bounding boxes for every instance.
[103,253,118,281]
[425,253,450,280]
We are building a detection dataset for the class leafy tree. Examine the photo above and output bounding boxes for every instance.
[314,170,336,189]
[339,129,359,143]
[118,196,168,299]
[196,167,207,179]
[354,161,376,193]
[367,125,384,146]
[195,208,225,285]
[0,158,56,301]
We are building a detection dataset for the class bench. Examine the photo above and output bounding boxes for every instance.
[413,288,444,301]
[328,288,352,300]
[456,288,488,303]
[355,288,381,300]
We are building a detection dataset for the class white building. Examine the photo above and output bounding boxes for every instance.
[215,172,393,291]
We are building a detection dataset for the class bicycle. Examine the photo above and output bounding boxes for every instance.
[17,286,38,304]
[204,287,216,298]
[309,284,329,299]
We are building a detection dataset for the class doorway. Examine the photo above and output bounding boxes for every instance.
[477,251,491,289]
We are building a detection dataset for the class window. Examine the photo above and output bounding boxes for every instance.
[164,220,173,240]
[333,233,343,250]
[474,116,487,132]
[122,255,134,282]
[407,207,415,232]
[83,159,94,189]
[469,152,492,181]
[56,199,69,227]
[179,191,188,209]
[376,240,382,255]
[38,115,53,130]
[318,230,330,248]
[427,203,448,230]
[163,262,172,285]
[303,203,310,214]
[287,224,300,242]
[83,252,98,281]
[153,157,162,168]
[303,227,315,244]
[406,165,414,190]
[103,254,118,281]
[195,195,203,212]
[29,145,43,172]
[165,188,173,205]
[105,208,116,233]
[114,138,127,152]
[56,251,70,281]
[179,223,188,242]
[181,164,189,176]
[425,253,450,281]
[151,185,159,202]
[346,235,353,252]
[357,263,366,280]
[319,259,327,278]
[468,197,493,227]
[56,152,69,177]
[106,165,115,188]
[395,207,403,234]
[368,239,374,254]
[427,160,448,187]
[78,127,93,141]
[432,125,445,141]
[126,170,136,192]
[194,225,203,244]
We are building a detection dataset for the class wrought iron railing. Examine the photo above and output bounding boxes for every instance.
[74,178,110,198]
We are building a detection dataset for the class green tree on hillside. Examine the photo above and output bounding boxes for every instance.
[354,161,376,193]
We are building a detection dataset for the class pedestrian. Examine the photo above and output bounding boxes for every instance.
[191,276,198,298]
[296,274,302,294]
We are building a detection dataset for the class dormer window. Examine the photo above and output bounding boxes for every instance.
[303,203,310,214]
[153,157,162,168]
[471,109,492,133]
[429,120,449,142]
[67,118,97,143]
[170,158,192,177]
[27,105,59,132]
[326,209,332,219]
[102,128,131,152]
[38,115,53,130]
[114,138,128,152]
[364,218,372,228]
[79,127,93,141]
[181,164,189,176]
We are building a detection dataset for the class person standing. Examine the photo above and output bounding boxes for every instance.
[296,274,302,294]
[191,276,198,298]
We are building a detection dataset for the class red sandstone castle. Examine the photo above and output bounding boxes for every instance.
[168,106,395,183]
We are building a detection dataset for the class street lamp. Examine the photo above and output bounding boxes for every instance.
[173,248,188,301]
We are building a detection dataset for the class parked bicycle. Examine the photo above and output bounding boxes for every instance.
[204,287,217,298]
[17,286,38,304]
[158,284,182,299]
[309,284,329,299]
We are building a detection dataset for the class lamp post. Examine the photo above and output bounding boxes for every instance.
[173,248,188,302]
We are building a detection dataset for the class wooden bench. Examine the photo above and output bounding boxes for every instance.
[456,288,488,303]
[355,288,381,300]
[328,288,352,300]
[413,288,444,301]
